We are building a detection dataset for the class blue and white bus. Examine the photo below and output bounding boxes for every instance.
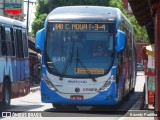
[36,6,137,107]
[0,16,30,107]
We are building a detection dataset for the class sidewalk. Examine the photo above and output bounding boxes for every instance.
[119,71,155,120]
[119,93,155,120]
[117,97,155,120]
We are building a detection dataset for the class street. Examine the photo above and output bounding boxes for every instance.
[0,72,145,119]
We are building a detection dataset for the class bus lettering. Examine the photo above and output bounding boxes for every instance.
[72,24,88,30]
[55,24,63,30]
[72,24,77,30]
[94,24,99,30]
[100,24,105,31]
[53,23,107,31]
[65,24,70,30]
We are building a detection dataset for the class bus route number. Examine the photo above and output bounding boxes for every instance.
[54,23,107,31]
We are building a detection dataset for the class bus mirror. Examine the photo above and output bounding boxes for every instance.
[36,28,45,51]
[116,30,126,53]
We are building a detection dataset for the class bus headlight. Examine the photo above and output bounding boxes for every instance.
[98,75,115,92]
[42,74,57,91]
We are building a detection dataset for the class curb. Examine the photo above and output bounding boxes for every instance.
[30,86,40,93]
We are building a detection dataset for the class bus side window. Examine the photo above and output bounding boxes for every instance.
[5,27,15,56]
[0,26,6,56]
[15,29,24,58]
[22,29,29,58]
[11,28,15,56]
[0,26,2,55]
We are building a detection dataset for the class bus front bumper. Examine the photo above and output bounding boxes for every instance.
[40,80,119,105]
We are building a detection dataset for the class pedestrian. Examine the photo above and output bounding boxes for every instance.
[30,65,35,86]
[33,65,37,84]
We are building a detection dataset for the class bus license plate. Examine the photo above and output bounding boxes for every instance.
[70,95,84,100]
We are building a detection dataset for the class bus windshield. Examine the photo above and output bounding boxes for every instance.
[45,22,115,78]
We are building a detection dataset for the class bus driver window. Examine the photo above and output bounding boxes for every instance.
[93,42,107,56]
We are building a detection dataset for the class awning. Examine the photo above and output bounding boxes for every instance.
[146,44,155,56]
[128,0,156,44]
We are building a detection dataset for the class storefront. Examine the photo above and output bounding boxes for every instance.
[28,37,41,85]
[0,0,24,21]
[141,44,155,109]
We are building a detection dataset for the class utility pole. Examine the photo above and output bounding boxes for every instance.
[153,2,160,120]
[24,0,36,35]
[27,0,29,34]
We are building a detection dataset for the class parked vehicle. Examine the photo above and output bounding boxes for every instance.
[0,16,30,107]
[137,63,144,71]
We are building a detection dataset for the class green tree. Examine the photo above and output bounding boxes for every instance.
[109,0,148,43]
[31,0,49,37]
[32,14,47,37]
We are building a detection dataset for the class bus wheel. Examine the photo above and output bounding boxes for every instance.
[52,103,62,109]
[2,80,11,108]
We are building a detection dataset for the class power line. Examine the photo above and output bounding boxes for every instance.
[24,1,36,5]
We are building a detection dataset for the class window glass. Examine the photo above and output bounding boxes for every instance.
[0,26,2,55]
[5,27,15,56]
[15,29,24,58]
[22,29,29,57]
[45,22,115,78]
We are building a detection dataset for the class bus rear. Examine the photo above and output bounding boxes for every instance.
[36,6,126,106]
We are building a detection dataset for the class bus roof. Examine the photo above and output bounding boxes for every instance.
[47,6,130,24]
[0,16,26,28]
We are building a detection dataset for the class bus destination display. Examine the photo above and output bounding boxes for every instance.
[53,23,108,31]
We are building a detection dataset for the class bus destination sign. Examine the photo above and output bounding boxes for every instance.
[53,23,108,31]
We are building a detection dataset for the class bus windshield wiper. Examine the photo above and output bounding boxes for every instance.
[59,41,75,80]
[47,62,61,74]
[46,53,61,75]
[75,48,97,82]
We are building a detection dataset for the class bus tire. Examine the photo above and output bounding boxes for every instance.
[2,79,11,108]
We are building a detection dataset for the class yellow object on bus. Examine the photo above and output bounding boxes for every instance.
[75,68,104,74]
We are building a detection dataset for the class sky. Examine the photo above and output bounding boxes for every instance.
[23,0,37,32]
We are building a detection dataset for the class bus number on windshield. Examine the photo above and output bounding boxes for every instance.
[52,57,66,63]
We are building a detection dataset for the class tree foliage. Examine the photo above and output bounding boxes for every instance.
[32,0,148,43]
[31,0,49,37]
[32,13,47,37]
[109,0,148,43]
[48,0,109,12]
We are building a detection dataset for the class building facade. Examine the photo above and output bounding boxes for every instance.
[0,0,24,21]
[122,0,132,14]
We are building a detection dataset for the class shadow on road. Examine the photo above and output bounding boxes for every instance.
[0,104,44,112]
